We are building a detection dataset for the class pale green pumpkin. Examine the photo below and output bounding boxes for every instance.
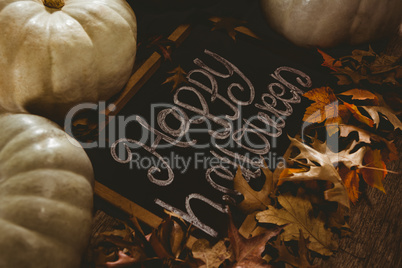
[0,0,137,120]
[261,0,402,47]
[0,113,94,267]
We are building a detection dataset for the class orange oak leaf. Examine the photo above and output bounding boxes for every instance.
[338,89,379,105]
[361,149,387,193]
[303,87,338,124]
[338,165,360,204]
[343,102,374,127]
[162,66,188,92]
[317,49,342,71]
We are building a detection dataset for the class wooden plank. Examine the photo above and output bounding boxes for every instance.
[94,181,162,229]
[94,181,197,248]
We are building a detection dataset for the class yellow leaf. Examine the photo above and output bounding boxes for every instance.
[303,87,338,124]
[256,190,338,256]
[361,149,387,193]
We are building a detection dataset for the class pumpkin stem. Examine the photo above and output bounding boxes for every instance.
[43,0,65,9]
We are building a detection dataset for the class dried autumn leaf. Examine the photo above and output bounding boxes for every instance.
[228,212,283,267]
[318,47,402,86]
[362,106,402,130]
[149,215,189,259]
[192,239,232,268]
[100,223,135,242]
[211,17,247,41]
[317,49,342,71]
[92,247,117,266]
[338,89,379,105]
[278,168,308,186]
[233,164,274,214]
[99,224,147,263]
[326,104,351,136]
[338,124,398,162]
[361,149,387,193]
[325,203,351,236]
[282,136,350,208]
[343,102,374,127]
[256,190,338,256]
[142,35,175,61]
[303,87,338,124]
[162,66,188,92]
[309,135,367,171]
[273,230,319,268]
[338,165,360,204]
[106,250,138,268]
[350,46,376,62]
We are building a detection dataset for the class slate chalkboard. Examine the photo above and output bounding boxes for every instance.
[83,21,331,238]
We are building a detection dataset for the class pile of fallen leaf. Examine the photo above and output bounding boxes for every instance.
[84,46,401,267]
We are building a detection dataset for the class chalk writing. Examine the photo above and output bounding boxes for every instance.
[111,49,312,236]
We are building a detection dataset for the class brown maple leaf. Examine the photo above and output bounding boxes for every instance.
[162,66,188,92]
[272,230,319,268]
[228,211,283,267]
[211,17,247,41]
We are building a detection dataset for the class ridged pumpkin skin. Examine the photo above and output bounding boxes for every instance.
[260,0,402,48]
[0,113,94,267]
[0,0,137,120]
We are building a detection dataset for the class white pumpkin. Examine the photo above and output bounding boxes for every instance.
[0,0,137,120]
[260,0,402,48]
[0,113,94,267]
